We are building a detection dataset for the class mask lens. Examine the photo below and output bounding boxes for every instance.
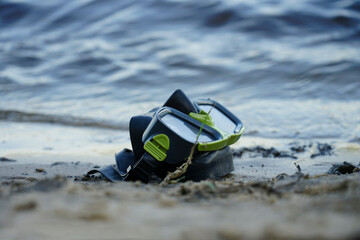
[161,114,214,142]
[199,105,237,134]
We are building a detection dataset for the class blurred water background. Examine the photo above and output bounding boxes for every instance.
[1,0,360,165]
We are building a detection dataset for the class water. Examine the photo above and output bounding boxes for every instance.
[1,0,360,169]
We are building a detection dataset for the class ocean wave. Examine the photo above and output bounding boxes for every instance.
[0,0,359,139]
[0,1,33,26]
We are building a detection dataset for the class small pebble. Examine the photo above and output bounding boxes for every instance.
[35,168,47,174]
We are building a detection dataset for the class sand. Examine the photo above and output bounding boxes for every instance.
[0,158,359,240]
[1,135,360,240]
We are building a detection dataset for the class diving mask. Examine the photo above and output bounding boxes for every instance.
[87,89,244,183]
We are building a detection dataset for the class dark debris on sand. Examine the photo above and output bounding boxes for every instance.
[51,162,67,167]
[232,146,297,159]
[328,162,360,175]
[51,161,81,167]
[35,168,47,174]
[0,157,16,162]
[233,143,335,159]
[310,143,334,158]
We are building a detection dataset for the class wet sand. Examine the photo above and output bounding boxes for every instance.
[1,154,359,240]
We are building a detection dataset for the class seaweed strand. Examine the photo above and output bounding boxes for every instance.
[161,105,214,186]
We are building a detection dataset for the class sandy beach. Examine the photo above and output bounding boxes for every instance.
[1,136,359,240]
